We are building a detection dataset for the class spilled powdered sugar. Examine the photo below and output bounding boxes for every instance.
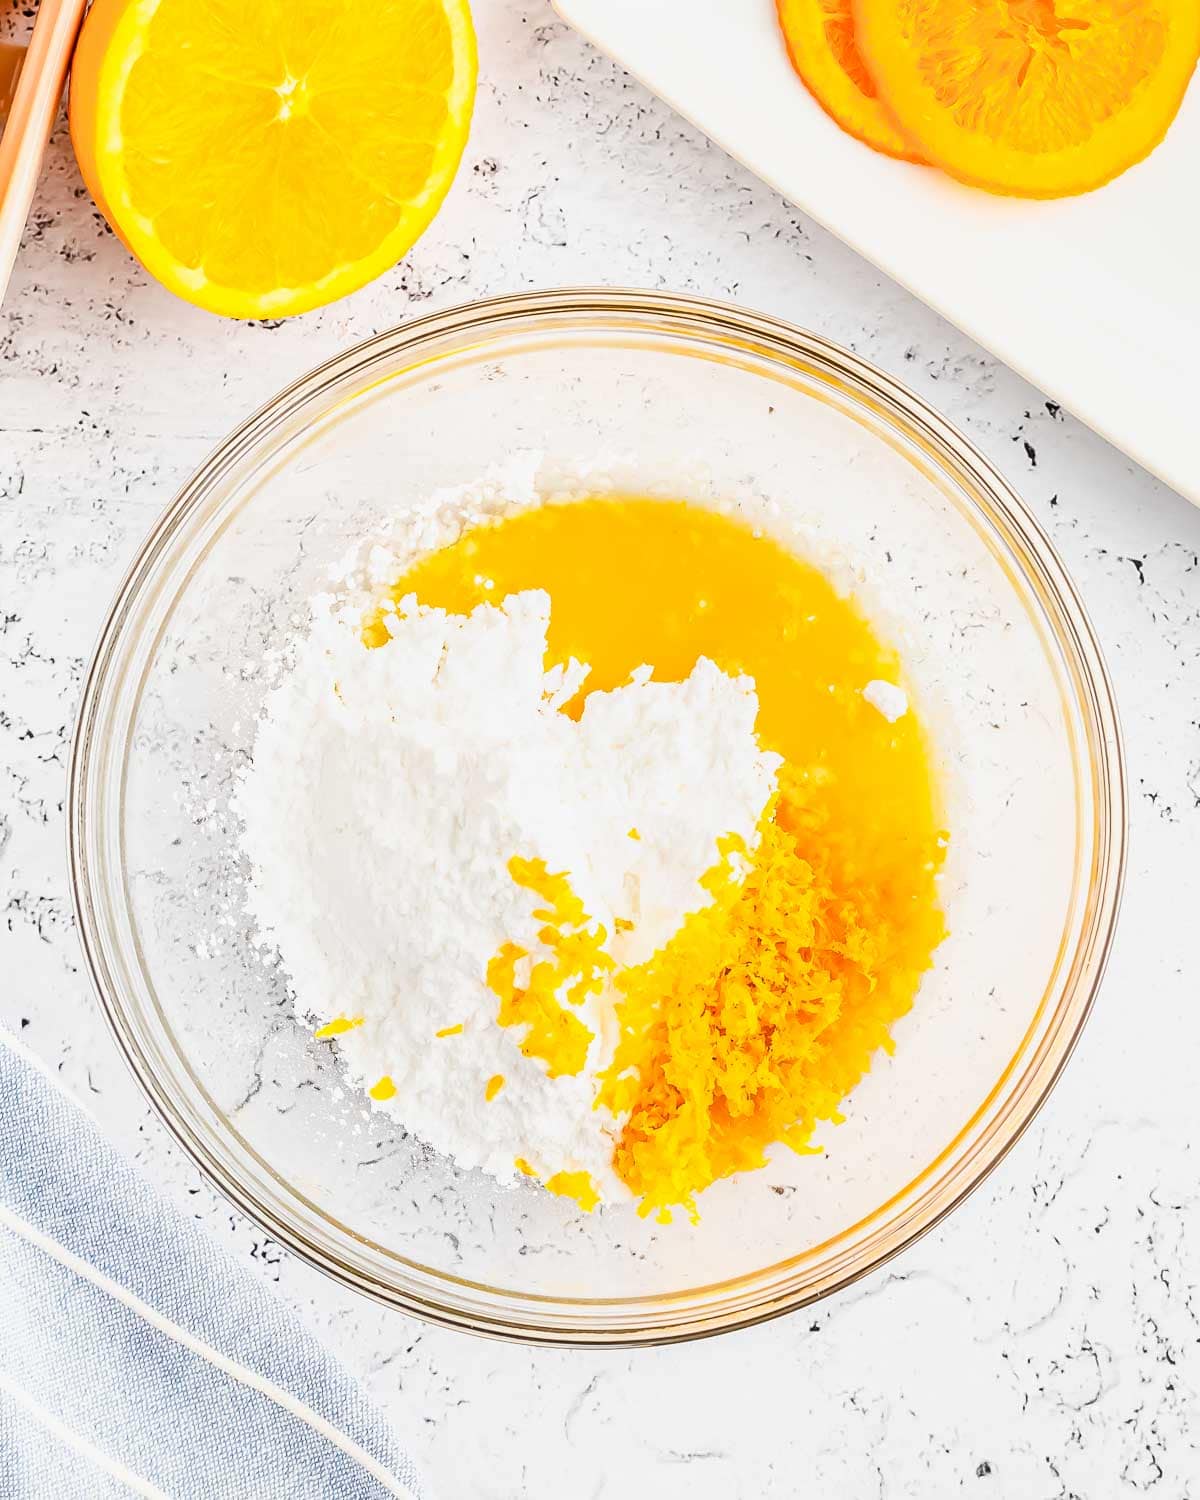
[234,585,780,1200]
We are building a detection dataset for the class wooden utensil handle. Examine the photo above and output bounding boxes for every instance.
[0,0,89,304]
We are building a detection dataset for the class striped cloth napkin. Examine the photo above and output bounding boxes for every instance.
[0,1029,423,1500]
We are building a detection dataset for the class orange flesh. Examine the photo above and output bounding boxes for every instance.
[388,498,945,1214]
[68,0,477,317]
[853,0,1200,197]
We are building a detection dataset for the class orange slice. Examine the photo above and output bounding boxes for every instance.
[777,0,923,161]
[69,0,477,317]
[853,0,1200,197]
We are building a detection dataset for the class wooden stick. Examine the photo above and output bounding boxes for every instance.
[0,42,26,122]
[0,0,89,305]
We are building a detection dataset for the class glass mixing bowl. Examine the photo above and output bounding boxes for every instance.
[69,289,1125,1345]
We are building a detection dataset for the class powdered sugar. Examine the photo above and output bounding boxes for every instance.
[863,679,909,722]
[234,585,779,1200]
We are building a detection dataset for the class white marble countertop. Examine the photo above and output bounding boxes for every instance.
[4,3,1200,1495]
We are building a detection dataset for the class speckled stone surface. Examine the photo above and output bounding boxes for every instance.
[4,4,1200,1496]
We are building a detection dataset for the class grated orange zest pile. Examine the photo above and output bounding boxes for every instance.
[598,765,946,1222]
[486,855,612,1079]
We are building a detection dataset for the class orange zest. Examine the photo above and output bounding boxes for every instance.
[486,857,612,1079]
[853,0,1200,197]
[777,0,923,161]
[69,0,477,317]
[544,1171,601,1213]
[598,765,946,1221]
[313,1016,363,1040]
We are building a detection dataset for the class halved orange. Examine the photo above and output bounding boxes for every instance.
[777,0,924,161]
[853,0,1200,197]
[69,0,477,317]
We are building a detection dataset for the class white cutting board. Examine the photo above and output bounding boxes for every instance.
[554,0,1200,505]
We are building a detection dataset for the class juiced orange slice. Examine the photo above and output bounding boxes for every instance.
[777,0,923,161]
[69,0,476,317]
[853,0,1200,197]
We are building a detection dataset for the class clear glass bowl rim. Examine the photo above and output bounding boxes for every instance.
[69,287,1127,1346]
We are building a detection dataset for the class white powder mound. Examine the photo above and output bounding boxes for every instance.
[234,587,780,1201]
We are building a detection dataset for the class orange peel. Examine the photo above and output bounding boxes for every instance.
[777,0,924,161]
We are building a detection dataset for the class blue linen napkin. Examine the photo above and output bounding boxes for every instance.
[0,1029,423,1500]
